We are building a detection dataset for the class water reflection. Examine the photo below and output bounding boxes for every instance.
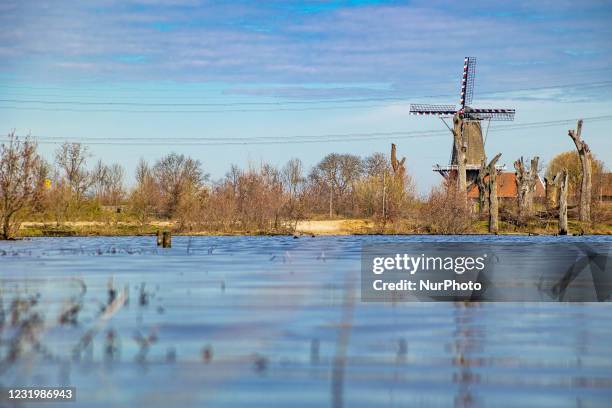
[0,235,611,407]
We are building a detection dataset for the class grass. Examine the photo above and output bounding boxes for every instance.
[10,201,612,238]
[15,216,612,238]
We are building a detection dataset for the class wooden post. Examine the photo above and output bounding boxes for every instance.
[558,170,569,235]
[568,120,591,223]
[162,231,172,248]
[156,230,163,246]
[452,115,467,201]
[486,153,502,234]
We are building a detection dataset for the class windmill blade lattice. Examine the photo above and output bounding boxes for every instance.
[409,104,457,116]
[464,108,515,121]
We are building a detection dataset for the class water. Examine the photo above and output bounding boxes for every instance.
[1,235,612,407]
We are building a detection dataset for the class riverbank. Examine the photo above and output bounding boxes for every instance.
[15,218,612,237]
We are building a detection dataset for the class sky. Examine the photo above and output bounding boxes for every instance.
[1,0,611,193]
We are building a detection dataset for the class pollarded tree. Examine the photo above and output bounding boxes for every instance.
[484,153,502,233]
[476,158,489,216]
[514,156,540,222]
[568,120,591,222]
[545,151,604,193]
[390,144,406,180]
[557,170,569,235]
[0,132,41,239]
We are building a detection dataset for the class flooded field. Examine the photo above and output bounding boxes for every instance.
[1,235,612,407]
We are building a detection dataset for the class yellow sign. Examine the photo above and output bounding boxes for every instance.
[44,179,52,189]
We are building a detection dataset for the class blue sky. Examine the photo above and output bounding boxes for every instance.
[1,0,611,192]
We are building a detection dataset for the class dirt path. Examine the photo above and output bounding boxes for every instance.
[294,219,375,235]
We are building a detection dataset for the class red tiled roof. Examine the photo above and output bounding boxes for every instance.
[467,172,545,199]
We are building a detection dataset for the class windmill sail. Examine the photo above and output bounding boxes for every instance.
[409,104,456,116]
[460,57,476,108]
[464,108,515,121]
[409,57,517,182]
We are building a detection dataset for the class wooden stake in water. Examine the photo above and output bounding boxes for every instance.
[156,230,163,246]
[162,231,172,248]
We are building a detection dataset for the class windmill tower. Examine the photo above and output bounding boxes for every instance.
[410,57,515,183]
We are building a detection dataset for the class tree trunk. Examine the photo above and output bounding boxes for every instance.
[568,120,591,222]
[486,154,502,233]
[544,176,558,212]
[1,208,19,240]
[2,215,10,240]
[558,171,569,235]
[390,143,406,180]
[527,156,539,215]
[452,115,467,201]
[476,158,488,216]
[514,156,539,222]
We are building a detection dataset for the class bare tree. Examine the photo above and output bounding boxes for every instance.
[48,176,72,226]
[0,133,40,239]
[313,153,363,217]
[153,153,206,218]
[390,144,406,180]
[130,159,159,224]
[476,158,489,216]
[557,170,569,235]
[283,158,304,200]
[364,152,388,179]
[567,120,591,222]
[544,176,558,212]
[282,158,305,228]
[92,160,125,206]
[55,142,92,201]
[419,179,473,234]
[92,159,108,198]
[31,158,52,214]
[514,156,539,222]
[484,153,502,233]
[106,164,125,206]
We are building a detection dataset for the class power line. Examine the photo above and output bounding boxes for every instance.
[2,66,611,94]
[11,115,612,142]
[10,129,445,142]
[0,103,397,113]
[0,80,610,111]
[3,115,610,146]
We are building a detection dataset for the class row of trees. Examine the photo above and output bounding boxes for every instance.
[130,148,415,232]
[450,118,606,235]
[0,134,416,238]
[0,125,608,239]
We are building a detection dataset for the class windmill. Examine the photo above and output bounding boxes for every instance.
[410,57,515,183]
